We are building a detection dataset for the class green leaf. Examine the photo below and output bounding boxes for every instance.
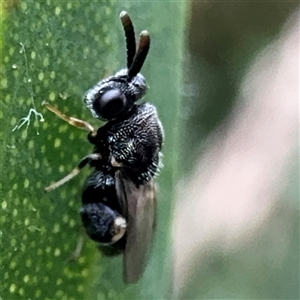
[1,1,186,299]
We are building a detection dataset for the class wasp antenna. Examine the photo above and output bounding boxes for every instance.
[120,11,136,69]
[128,30,150,79]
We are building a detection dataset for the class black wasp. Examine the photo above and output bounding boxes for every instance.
[43,11,163,284]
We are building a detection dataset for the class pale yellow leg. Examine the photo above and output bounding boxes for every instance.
[65,234,84,262]
[42,101,96,135]
[45,153,101,192]
[45,167,80,192]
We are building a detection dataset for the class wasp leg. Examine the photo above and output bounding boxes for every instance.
[45,153,101,192]
[65,232,85,262]
[42,101,97,136]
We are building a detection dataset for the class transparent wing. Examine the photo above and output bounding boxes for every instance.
[115,171,157,284]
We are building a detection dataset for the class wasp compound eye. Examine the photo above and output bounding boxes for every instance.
[93,89,127,119]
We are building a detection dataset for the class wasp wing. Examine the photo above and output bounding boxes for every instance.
[115,170,157,284]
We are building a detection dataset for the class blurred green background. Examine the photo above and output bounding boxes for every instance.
[1,1,299,300]
[176,2,299,300]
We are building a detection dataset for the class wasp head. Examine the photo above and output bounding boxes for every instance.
[84,12,150,121]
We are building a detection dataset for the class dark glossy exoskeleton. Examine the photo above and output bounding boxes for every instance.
[44,11,163,284]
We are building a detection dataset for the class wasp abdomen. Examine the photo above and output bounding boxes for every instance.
[80,202,126,245]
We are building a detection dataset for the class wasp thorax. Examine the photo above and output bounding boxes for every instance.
[93,89,127,120]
